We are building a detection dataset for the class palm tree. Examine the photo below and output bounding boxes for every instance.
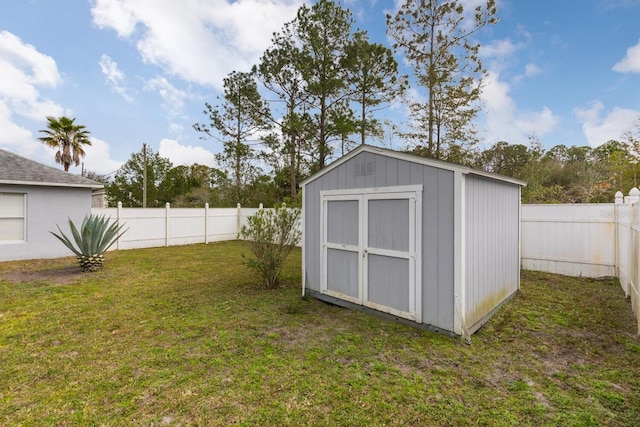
[38,116,92,172]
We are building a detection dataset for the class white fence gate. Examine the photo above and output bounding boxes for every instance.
[521,189,640,334]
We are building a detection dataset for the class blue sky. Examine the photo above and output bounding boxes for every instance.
[0,0,638,176]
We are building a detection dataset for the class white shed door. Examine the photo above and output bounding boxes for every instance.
[321,186,422,322]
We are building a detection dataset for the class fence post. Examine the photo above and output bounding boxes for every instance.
[625,187,640,205]
[204,203,209,244]
[636,204,640,335]
[615,192,623,279]
[237,203,242,236]
[165,202,170,247]
[117,201,122,250]
[259,203,263,209]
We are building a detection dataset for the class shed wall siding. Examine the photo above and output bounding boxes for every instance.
[464,175,520,328]
[0,184,92,261]
[304,151,455,331]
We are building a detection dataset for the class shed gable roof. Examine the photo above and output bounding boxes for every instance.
[0,148,104,189]
[300,144,526,187]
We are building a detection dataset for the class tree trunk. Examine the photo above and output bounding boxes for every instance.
[361,86,366,145]
[289,133,297,197]
[319,94,327,169]
[427,15,436,158]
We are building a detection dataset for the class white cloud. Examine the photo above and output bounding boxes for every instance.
[513,107,556,135]
[482,71,513,112]
[0,31,66,121]
[574,101,640,146]
[523,63,542,76]
[480,71,559,144]
[158,138,217,167]
[0,99,90,169]
[91,0,303,90]
[480,38,524,60]
[98,54,134,103]
[0,31,71,165]
[479,38,528,75]
[169,123,184,134]
[0,31,61,87]
[145,76,188,116]
[613,39,640,73]
[0,106,122,175]
[0,31,125,174]
[0,100,37,151]
[513,63,542,83]
[91,0,138,36]
[402,74,559,148]
[83,137,124,175]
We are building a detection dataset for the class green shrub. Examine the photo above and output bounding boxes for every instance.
[238,204,301,288]
[51,214,128,272]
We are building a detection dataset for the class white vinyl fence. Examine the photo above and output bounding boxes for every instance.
[521,189,640,334]
[611,193,640,333]
[521,204,616,277]
[93,202,263,250]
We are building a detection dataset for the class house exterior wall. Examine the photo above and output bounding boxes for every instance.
[92,189,107,208]
[464,174,521,330]
[304,150,456,332]
[0,184,92,261]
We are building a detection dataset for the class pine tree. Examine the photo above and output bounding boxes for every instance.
[387,0,498,161]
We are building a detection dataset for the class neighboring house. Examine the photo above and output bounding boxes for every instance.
[301,144,526,338]
[0,148,103,262]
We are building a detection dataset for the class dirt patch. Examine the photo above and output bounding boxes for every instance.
[0,265,85,285]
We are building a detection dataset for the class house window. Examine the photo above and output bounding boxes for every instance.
[0,193,26,242]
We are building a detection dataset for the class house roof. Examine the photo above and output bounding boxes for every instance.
[0,148,104,190]
[300,144,527,187]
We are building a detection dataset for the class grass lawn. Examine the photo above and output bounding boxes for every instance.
[1,241,640,426]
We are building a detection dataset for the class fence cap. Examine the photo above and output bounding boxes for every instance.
[630,187,640,197]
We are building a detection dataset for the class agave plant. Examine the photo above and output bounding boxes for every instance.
[51,214,127,272]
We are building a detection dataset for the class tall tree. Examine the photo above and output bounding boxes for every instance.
[107,145,173,207]
[622,116,640,156]
[38,116,92,172]
[256,21,311,197]
[194,71,269,203]
[387,0,498,160]
[84,171,112,186]
[345,30,406,146]
[478,141,536,177]
[161,164,226,207]
[296,0,356,170]
[592,140,636,191]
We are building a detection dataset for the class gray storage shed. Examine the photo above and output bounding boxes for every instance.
[0,148,103,262]
[301,145,525,337]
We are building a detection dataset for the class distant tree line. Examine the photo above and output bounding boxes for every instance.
[477,131,640,203]
[97,121,640,207]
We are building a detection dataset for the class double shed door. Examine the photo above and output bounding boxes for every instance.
[320,186,422,322]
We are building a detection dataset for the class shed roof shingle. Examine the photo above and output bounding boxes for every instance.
[0,148,104,189]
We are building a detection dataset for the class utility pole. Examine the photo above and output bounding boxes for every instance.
[143,143,148,208]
